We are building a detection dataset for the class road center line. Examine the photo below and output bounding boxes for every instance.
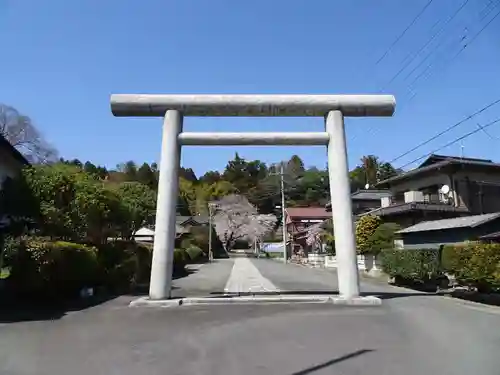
[224,258,278,294]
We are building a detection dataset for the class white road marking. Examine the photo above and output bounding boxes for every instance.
[224,258,278,294]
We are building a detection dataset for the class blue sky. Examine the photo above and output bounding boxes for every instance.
[1,0,500,176]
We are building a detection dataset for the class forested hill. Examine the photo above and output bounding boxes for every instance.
[59,153,401,216]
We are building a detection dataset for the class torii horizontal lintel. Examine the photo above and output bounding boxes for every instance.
[110,94,395,117]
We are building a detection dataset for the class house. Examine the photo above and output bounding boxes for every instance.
[133,227,156,243]
[285,207,331,257]
[0,134,29,224]
[133,224,190,244]
[0,134,29,188]
[133,215,208,244]
[176,215,209,229]
[325,189,392,216]
[396,212,500,249]
[360,154,500,227]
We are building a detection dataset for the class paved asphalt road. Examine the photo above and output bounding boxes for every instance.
[1,258,500,375]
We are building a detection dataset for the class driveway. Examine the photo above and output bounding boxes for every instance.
[1,258,500,375]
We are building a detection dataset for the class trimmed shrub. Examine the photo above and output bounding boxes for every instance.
[369,222,401,254]
[356,215,381,254]
[8,238,99,299]
[442,243,500,292]
[96,240,153,291]
[380,248,440,284]
[174,248,188,273]
[185,245,204,262]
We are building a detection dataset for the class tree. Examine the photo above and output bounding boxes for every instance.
[368,222,401,254]
[179,167,197,182]
[377,162,401,182]
[212,194,274,251]
[222,153,267,194]
[245,214,277,244]
[193,180,238,215]
[1,163,118,242]
[360,155,379,188]
[113,182,156,240]
[83,161,99,177]
[355,215,382,254]
[116,161,138,181]
[199,171,221,185]
[178,177,197,215]
[0,104,58,164]
[137,163,157,189]
[349,155,401,190]
[286,155,305,177]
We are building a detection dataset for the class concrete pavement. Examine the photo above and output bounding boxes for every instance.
[2,257,500,374]
[224,257,278,294]
[171,259,234,297]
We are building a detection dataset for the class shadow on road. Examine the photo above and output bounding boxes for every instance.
[0,294,120,324]
[290,349,374,375]
[173,267,198,280]
[0,267,200,324]
[209,290,445,299]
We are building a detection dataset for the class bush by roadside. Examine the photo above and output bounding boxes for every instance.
[379,248,445,290]
[185,245,204,263]
[3,237,191,300]
[7,238,100,300]
[380,243,500,293]
[442,243,500,293]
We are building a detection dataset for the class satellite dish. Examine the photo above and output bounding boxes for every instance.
[440,185,450,195]
[364,183,370,189]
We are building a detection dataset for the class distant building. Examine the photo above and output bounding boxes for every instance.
[0,134,29,221]
[361,154,500,228]
[396,212,500,249]
[325,189,391,216]
[285,207,331,257]
[0,134,29,187]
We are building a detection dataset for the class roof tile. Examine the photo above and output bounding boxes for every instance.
[286,207,331,219]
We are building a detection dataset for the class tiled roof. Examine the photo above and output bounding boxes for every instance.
[419,154,493,168]
[351,189,392,200]
[358,202,469,217]
[286,207,331,219]
[377,156,500,187]
[176,216,192,225]
[397,212,500,234]
[0,134,29,165]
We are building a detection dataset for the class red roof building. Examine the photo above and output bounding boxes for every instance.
[285,207,331,256]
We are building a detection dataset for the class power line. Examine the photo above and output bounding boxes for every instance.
[381,0,469,91]
[477,122,500,140]
[401,0,492,85]
[375,0,435,65]
[388,98,500,164]
[447,4,500,63]
[404,2,500,102]
[398,116,500,169]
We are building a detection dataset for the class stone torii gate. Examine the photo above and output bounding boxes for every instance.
[110,94,396,300]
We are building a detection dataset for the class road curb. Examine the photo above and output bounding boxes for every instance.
[129,295,382,307]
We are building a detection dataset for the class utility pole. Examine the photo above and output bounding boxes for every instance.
[208,202,217,262]
[280,164,287,263]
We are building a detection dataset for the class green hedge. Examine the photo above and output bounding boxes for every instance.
[173,248,188,273]
[8,238,100,299]
[380,248,440,283]
[97,240,153,292]
[185,245,204,262]
[6,238,189,298]
[442,243,500,292]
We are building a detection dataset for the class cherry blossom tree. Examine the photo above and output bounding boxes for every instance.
[212,194,276,251]
[0,104,58,164]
